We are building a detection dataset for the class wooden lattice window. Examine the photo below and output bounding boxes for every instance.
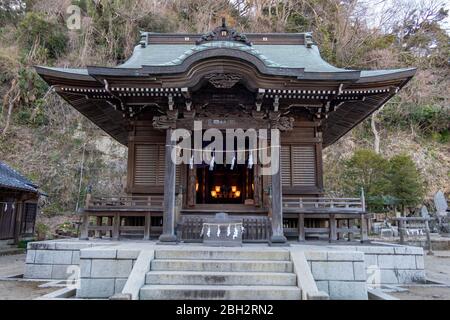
[133,144,180,186]
[281,145,316,187]
[21,203,37,235]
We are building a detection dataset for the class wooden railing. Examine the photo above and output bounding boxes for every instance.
[86,195,164,210]
[283,197,365,213]
[178,216,271,242]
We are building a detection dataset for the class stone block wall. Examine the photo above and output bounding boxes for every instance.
[336,245,426,285]
[76,247,140,298]
[24,240,107,279]
[304,251,368,300]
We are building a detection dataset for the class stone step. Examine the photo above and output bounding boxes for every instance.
[146,271,297,286]
[140,284,301,300]
[154,249,290,261]
[151,259,293,272]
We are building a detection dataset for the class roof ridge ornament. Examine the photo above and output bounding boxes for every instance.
[196,17,252,46]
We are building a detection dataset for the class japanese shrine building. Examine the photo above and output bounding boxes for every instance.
[36,21,415,244]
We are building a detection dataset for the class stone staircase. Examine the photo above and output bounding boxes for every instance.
[139,248,301,300]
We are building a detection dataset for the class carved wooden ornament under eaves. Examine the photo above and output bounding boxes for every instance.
[205,73,241,89]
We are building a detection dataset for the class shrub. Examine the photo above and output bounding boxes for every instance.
[35,222,50,241]
[380,102,450,136]
[17,12,67,60]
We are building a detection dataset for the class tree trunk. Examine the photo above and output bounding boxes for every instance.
[371,113,380,154]
[1,79,19,136]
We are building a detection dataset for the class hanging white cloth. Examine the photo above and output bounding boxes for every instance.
[217,225,221,237]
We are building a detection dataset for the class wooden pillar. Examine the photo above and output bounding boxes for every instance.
[269,147,287,245]
[348,219,354,241]
[254,164,261,207]
[298,214,305,241]
[159,128,178,243]
[112,214,120,240]
[329,214,337,242]
[360,214,369,243]
[187,165,196,207]
[13,201,23,245]
[108,217,113,238]
[144,212,151,240]
[424,219,433,255]
[398,219,405,244]
[95,216,102,238]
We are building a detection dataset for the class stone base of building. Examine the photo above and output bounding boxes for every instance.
[23,239,425,300]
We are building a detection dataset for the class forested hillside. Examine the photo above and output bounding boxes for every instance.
[0,0,449,216]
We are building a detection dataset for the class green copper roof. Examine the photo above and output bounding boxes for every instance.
[118,40,349,73]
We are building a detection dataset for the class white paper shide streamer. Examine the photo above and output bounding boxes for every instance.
[230,153,236,170]
[247,152,253,169]
[209,152,215,171]
[189,155,194,170]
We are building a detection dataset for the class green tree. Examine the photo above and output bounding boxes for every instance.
[387,154,424,214]
[343,149,390,210]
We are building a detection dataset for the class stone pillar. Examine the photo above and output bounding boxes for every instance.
[159,128,177,243]
[270,145,287,245]
[79,212,89,240]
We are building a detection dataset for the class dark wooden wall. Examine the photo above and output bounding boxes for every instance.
[0,190,38,242]
[126,120,323,205]
[126,121,181,195]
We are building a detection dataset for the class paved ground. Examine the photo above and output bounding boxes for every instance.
[0,254,55,300]
[0,254,26,277]
[424,251,450,285]
[0,281,56,300]
[389,251,450,300]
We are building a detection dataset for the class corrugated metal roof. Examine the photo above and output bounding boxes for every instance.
[0,161,39,193]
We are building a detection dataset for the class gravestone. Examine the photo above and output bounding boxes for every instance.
[434,191,448,217]
[201,212,243,247]
[380,228,393,238]
[421,206,430,218]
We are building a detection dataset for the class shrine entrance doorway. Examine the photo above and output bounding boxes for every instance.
[196,164,254,205]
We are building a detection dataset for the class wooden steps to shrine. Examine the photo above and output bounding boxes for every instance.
[139,248,301,300]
